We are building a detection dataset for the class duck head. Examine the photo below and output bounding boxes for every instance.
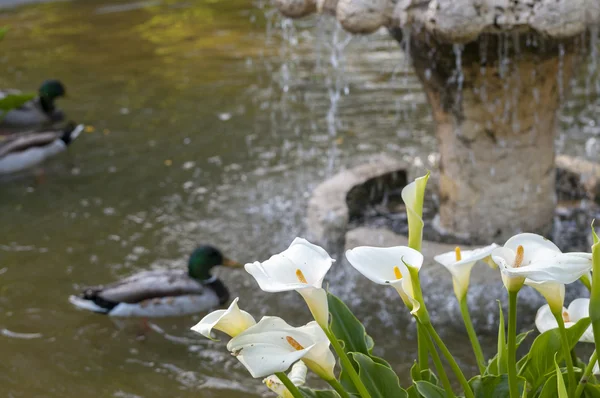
[38,80,66,113]
[188,245,241,282]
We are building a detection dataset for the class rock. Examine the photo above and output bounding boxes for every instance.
[556,155,600,203]
[274,0,317,18]
[336,0,389,34]
[317,0,338,15]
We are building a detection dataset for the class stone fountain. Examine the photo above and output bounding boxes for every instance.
[274,0,600,245]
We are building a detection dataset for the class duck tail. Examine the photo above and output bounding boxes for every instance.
[68,295,110,314]
[60,123,84,146]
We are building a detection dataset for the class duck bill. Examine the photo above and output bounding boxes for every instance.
[222,257,243,267]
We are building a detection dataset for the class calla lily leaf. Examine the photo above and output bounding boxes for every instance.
[468,374,521,398]
[520,317,591,390]
[414,380,445,398]
[351,352,408,398]
[555,354,569,398]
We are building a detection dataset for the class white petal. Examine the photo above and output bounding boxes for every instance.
[568,298,590,322]
[245,238,334,292]
[503,233,561,265]
[263,361,307,398]
[535,304,560,334]
[491,247,516,270]
[235,341,313,378]
[434,243,499,267]
[191,297,256,339]
[525,280,565,314]
[297,287,329,328]
[345,245,423,285]
[297,322,336,380]
[501,254,592,284]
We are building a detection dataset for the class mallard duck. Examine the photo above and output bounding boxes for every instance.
[69,246,241,317]
[0,123,83,175]
[0,80,66,129]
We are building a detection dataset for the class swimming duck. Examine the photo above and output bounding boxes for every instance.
[0,123,83,175]
[0,80,66,129]
[69,246,241,317]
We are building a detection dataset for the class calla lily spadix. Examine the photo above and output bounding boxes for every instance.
[345,245,423,313]
[535,298,594,343]
[227,317,336,380]
[190,297,256,340]
[491,233,592,292]
[263,361,308,398]
[245,238,334,328]
[434,243,498,301]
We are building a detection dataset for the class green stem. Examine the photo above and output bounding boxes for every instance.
[507,291,520,398]
[575,350,597,398]
[423,322,474,398]
[324,328,372,398]
[459,297,485,373]
[417,321,430,372]
[327,378,351,398]
[555,312,577,397]
[275,372,304,398]
[421,321,455,397]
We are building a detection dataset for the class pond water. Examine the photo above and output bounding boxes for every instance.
[1,1,599,397]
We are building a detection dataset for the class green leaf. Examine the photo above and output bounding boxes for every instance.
[299,387,342,398]
[406,385,420,398]
[538,374,558,398]
[411,361,422,382]
[420,369,439,386]
[350,352,407,398]
[584,383,600,398]
[497,301,508,374]
[520,317,591,390]
[555,354,568,398]
[414,381,445,398]
[469,374,513,398]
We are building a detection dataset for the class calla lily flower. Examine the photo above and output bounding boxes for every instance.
[245,238,334,328]
[401,173,429,251]
[434,244,498,301]
[190,297,256,340]
[263,361,308,398]
[491,233,592,292]
[345,245,424,313]
[227,317,336,380]
[524,280,565,315]
[535,298,593,343]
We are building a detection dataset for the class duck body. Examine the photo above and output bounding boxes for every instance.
[69,245,238,318]
[0,80,66,130]
[0,123,83,174]
[69,270,229,317]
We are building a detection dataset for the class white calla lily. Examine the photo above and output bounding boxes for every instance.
[227,317,336,380]
[434,243,498,301]
[524,280,565,315]
[491,233,592,292]
[345,245,423,313]
[263,361,308,398]
[190,297,256,339]
[535,298,593,343]
[245,238,334,328]
[401,173,429,251]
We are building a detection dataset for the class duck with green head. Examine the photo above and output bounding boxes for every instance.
[0,80,67,129]
[69,245,241,317]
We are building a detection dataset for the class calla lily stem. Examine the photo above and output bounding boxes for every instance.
[420,320,455,397]
[574,350,597,398]
[326,378,351,398]
[274,371,304,398]
[554,312,576,397]
[423,321,474,398]
[507,291,520,398]
[323,328,372,398]
[459,297,485,373]
[417,322,429,372]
